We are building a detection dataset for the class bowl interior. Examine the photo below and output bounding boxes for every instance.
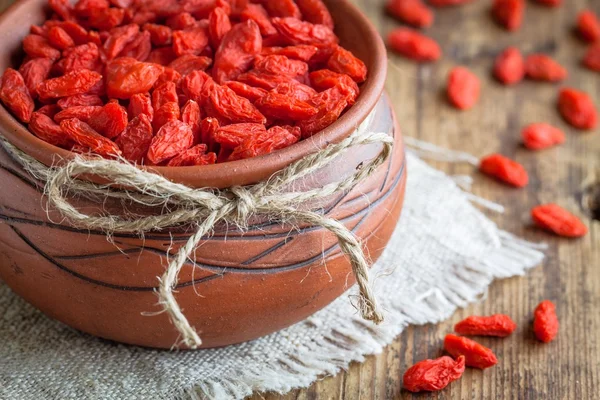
[0,0,387,188]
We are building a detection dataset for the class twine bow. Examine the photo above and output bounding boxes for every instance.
[0,125,393,349]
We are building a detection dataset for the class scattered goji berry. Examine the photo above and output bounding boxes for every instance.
[525,54,567,81]
[0,69,36,123]
[533,300,559,343]
[387,28,441,62]
[443,334,498,369]
[147,120,194,164]
[583,45,600,72]
[447,67,480,110]
[577,10,600,42]
[116,114,153,163]
[455,315,517,337]
[403,356,465,393]
[558,88,598,130]
[60,118,122,157]
[531,204,588,238]
[479,153,529,188]
[521,123,565,150]
[386,0,434,28]
[493,47,525,85]
[492,0,524,31]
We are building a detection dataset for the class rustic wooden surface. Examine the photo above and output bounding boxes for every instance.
[249,0,600,399]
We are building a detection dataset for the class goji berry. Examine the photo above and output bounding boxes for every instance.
[531,204,588,238]
[181,70,213,103]
[58,43,100,74]
[206,84,266,124]
[18,58,54,97]
[309,69,359,104]
[0,69,36,123]
[479,154,529,188]
[271,17,338,47]
[447,67,480,110]
[106,58,163,99]
[578,10,600,43]
[47,26,75,50]
[522,123,565,150]
[214,123,266,147]
[118,31,152,61]
[60,118,122,157]
[147,120,194,164]
[208,7,232,49]
[49,0,74,21]
[213,20,262,83]
[443,334,498,369]
[533,300,559,343]
[229,125,299,161]
[255,92,318,121]
[492,0,524,31]
[54,105,103,123]
[23,34,62,61]
[224,81,268,102]
[240,4,277,37]
[254,55,309,78]
[153,101,181,132]
[583,45,600,72]
[58,94,104,109]
[295,0,335,30]
[88,102,128,139]
[326,46,368,83]
[155,68,183,87]
[167,145,217,166]
[261,45,319,61]
[387,28,441,62]
[558,88,598,130]
[272,81,317,102]
[37,69,102,100]
[386,0,434,28]
[166,12,197,30]
[455,315,517,337]
[173,27,210,57]
[128,93,154,120]
[103,24,140,60]
[261,0,301,19]
[73,0,109,17]
[181,99,202,143]
[116,114,153,163]
[37,104,61,118]
[88,7,126,31]
[147,47,178,65]
[525,54,567,82]
[237,70,295,90]
[152,81,179,110]
[403,356,465,393]
[298,97,347,138]
[143,23,173,47]
[29,111,72,148]
[493,47,525,85]
[200,117,219,150]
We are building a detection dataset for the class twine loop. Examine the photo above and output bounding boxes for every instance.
[0,123,393,349]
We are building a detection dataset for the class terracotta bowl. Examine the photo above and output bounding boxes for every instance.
[0,0,407,349]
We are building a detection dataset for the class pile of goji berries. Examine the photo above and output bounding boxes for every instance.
[386,0,596,238]
[0,0,368,166]
[403,302,559,392]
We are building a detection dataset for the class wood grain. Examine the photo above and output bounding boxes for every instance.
[250,0,600,399]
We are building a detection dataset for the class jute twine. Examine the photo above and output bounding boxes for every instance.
[0,124,393,349]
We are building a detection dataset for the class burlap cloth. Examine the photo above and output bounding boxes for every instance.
[0,152,545,400]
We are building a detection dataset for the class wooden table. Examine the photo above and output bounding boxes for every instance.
[250,0,600,398]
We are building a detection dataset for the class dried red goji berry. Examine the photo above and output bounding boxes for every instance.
[47,26,75,50]
[444,334,498,369]
[531,204,588,238]
[116,114,153,164]
[147,47,178,65]
[298,97,347,138]
[237,70,294,90]
[181,99,202,143]
[309,69,359,105]
[88,102,128,139]
[118,31,152,61]
[172,27,210,57]
[255,92,318,121]
[455,315,517,337]
[447,67,480,110]
[493,47,525,85]
[200,117,219,150]
[261,45,319,61]
[23,34,61,60]
[106,57,163,99]
[57,94,104,109]
[166,12,197,30]
[143,23,173,47]
[153,101,181,132]
[167,145,216,166]
[271,17,338,47]
[104,24,140,60]
[261,0,301,19]
[403,356,465,393]
[326,46,368,83]
[37,69,103,99]
[208,7,232,49]
[240,4,277,37]
[533,300,559,343]
[37,104,61,118]
[578,10,600,43]
[155,68,182,87]
[54,105,103,123]
[58,43,100,74]
[525,54,567,82]
[0,69,36,123]
[229,125,299,161]
[49,0,74,21]
[558,88,598,130]
[386,0,434,28]
[224,81,268,102]
[521,123,565,150]
[60,118,122,157]
[29,111,71,148]
[152,81,179,110]
[53,21,89,45]
[73,0,109,17]
[479,153,529,188]
[254,55,309,78]
[387,28,441,62]
[206,83,266,124]
[295,0,335,29]
[88,7,126,31]
[128,93,154,120]
[213,20,262,83]
[214,123,266,147]
[272,81,317,102]
[492,0,524,31]
[180,70,214,103]
[583,45,600,72]
[18,58,54,97]
[147,119,194,164]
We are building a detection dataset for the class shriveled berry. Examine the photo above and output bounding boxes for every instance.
[147,120,194,164]
[153,102,181,132]
[583,45,600,72]
[54,106,103,123]
[224,81,268,102]
[558,88,597,130]
[577,10,600,42]
[521,123,565,150]
[326,46,368,83]
[309,69,359,105]
[531,204,588,238]
[272,81,317,102]
[57,94,103,109]
[19,58,54,97]
[173,27,210,57]
[47,26,75,50]
[0,69,36,123]
[262,0,301,19]
[118,31,152,61]
[525,54,567,82]
[271,17,338,47]
[255,92,318,121]
[493,47,525,85]
[254,55,309,78]
[229,125,299,161]
[152,81,179,110]
[261,45,319,61]
[143,23,173,47]
[58,43,100,74]
[206,84,266,124]
[444,334,498,369]
[60,118,121,157]
[447,67,480,110]
[295,0,335,29]
[387,28,441,62]
[181,99,202,143]
[128,93,154,120]
[533,300,559,343]
[29,111,71,148]
[208,7,232,49]
[480,153,529,188]
[37,69,102,99]
[104,24,140,60]
[106,58,163,99]
[403,356,465,393]
[492,0,524,31]
[214,123,266,147]
[455,315,517,337]
[213,20,262,83]
[88,103,128,139]
[386,0,434,28]
[167,145,216,166]
[23,34,61,60]
[116,114,153,164]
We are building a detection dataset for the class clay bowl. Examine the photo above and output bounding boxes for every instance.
[0,0,407,349]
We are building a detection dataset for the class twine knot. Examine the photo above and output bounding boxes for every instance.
[0,117,394,349]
